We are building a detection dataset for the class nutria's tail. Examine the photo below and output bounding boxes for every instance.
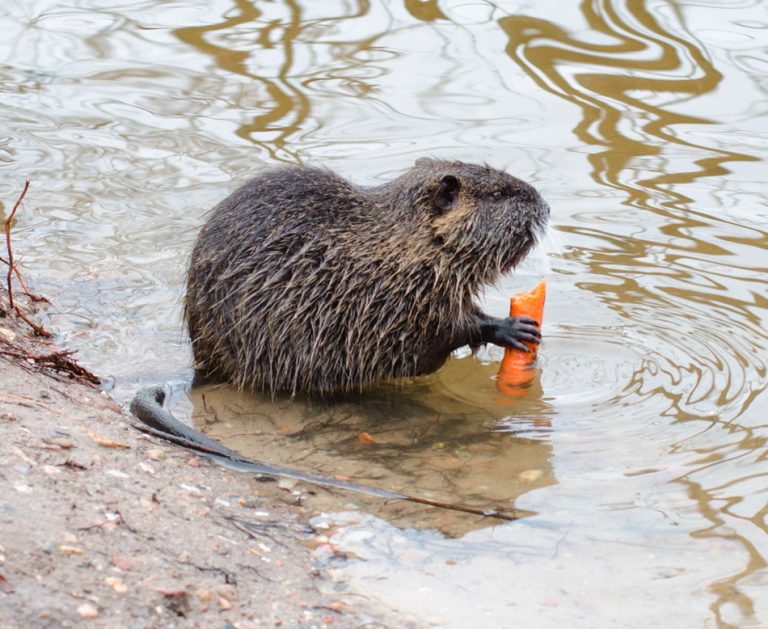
[130,385,233,454]
[128,385,526,521]
[128,385,405,496]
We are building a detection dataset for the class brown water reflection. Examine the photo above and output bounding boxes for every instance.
[174,0,395,161]
[2,0,768,626]
[503,2,768,625]
[190,359,555,537]
[175,0,308,159]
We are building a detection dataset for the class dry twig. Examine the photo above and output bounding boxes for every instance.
[3,182,52,336]
[4,181,29,311]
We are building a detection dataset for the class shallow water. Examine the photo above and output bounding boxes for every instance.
[2,0,767,626]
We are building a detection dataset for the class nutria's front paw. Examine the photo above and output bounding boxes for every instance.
[486,316,541,352]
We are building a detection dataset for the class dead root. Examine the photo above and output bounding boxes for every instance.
[0,347,101,386]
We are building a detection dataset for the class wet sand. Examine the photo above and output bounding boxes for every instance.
[0,301,408,628]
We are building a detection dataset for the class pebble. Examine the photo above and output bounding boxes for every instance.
[77,604,99,618]
[105,577,128,593]
[147,449,166,461]
[519,469,543,482]
[59,545,84,555]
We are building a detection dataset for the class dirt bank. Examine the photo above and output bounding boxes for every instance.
[0,305,410,628]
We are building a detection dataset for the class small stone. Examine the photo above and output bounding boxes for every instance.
[147,449,166,461]
[59,545,84,555]
[0,328,15,342]
[77,603,99,618]
[519,469,543,482]
[105,577,127,593]
[218,597,231,611]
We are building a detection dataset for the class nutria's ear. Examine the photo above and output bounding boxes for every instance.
[435,175,461,212]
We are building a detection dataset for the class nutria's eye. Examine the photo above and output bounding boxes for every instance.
[490,190,504,201]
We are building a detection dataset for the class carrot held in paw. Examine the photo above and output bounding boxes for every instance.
[496,280,546,395]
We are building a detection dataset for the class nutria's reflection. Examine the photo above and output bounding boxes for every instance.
[190,356,555,536]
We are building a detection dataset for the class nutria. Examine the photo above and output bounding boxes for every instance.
[185,158,549,395]
[130,158,548,509]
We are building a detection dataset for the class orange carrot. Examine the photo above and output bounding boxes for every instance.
[496,280,546,395]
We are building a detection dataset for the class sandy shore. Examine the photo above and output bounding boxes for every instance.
[0,302,408,628]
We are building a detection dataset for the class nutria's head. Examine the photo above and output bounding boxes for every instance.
[403,158,549,284]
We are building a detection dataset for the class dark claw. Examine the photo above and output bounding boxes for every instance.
[482,316,542,350]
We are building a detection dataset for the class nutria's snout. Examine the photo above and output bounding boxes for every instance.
[537,199,551,232]
[523,191,550,242]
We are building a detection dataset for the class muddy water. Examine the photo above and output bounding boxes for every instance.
[1,0,767,626]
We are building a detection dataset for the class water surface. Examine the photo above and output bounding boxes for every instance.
[1,1,767,626]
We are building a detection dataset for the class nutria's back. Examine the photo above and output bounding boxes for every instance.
[186,159,549,395]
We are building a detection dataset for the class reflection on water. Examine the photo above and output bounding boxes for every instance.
[1,0,767,626]
[504,2,768,624]
[189,357,555,537]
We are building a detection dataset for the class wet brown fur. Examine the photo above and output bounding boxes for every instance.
[185,159,549,396]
